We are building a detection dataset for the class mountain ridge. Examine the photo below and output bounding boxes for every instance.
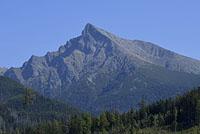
[4,23,200,113]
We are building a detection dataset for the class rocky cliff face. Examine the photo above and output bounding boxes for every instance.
[4,23,200,113]
[0,67,7,76]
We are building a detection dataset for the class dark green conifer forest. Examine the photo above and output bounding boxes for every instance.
[1,76,200,134]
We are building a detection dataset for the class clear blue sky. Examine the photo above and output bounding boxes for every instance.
[0,0,200,68]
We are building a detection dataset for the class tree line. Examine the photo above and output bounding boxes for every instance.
[6,87,200,134]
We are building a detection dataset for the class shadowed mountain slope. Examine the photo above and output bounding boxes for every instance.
[0,76,79,130]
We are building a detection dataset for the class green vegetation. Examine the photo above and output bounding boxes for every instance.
[0,76,79,133]
[3,87,200,134]
[1,76,200,133]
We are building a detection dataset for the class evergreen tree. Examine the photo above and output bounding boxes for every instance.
[99,113,109,131]
[174,105,178,133]
[82,113,92,134]
[195,99,200,125]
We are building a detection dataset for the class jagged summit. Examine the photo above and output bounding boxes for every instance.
[82,23,104,37]
[82,23,108,34]
[81,23,200,74]
[4,24,200,113]
[82,23,97,33]
[81,23,123,44]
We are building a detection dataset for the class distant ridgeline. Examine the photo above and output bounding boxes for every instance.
[4,86,200,134]
[0,76,79,133]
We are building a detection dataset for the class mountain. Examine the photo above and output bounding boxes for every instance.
[4,23,200,114]
[0,67,7,76]
[0,76,79,131]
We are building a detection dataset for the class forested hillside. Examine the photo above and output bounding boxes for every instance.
[1,75,200,133]
[0,76,79,133]
[7,87,200,134]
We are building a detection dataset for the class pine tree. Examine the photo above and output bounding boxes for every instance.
[174,105,178,133]
[196,99,200,125]
[82,113,92,134]
[69,115,83,134]
[99,113,109,131]
[23,88,36,133]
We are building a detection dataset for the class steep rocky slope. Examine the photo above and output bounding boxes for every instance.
[0,67,7,75]
[4,23,200,113]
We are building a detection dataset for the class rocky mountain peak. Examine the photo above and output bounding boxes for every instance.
[81,23,102,39]
[4,23,200,113]
[82,23,97,34]
[81,23,119,44]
